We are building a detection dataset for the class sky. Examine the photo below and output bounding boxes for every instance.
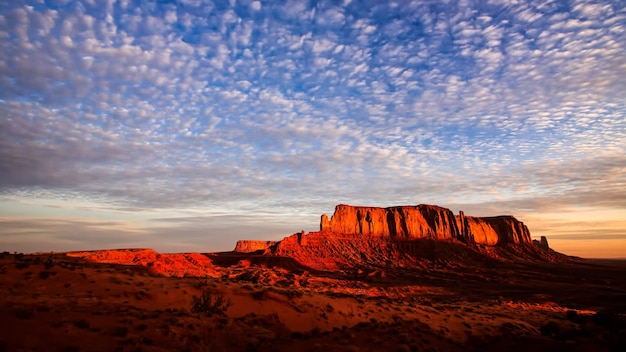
[0,0,625,258]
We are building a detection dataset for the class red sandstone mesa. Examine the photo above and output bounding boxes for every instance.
[232,204,542,270]
[319,204,531,245]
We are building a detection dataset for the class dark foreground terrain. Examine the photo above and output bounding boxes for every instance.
[1,249,625,352]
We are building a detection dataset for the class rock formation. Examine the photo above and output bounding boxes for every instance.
[234,240,277,253]
[230,204,559,270]
[319,204,531,246]
[456,214,532,246]
[533,236,550,250]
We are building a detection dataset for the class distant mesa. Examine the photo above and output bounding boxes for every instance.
[233,204,557,270]
[234,240,278,253]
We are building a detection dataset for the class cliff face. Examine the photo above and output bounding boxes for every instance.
[234,240,277,253]
[455,212,531,245]
[455,214,499,245]
[320,204,460,240]
[482,216,532,244]
[321,204,531,246]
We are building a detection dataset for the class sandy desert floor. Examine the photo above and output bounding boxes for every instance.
[1,250,625,352]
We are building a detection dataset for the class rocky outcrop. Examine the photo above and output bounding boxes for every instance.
[319,204,531,246]
[533,236,550,250]
[234,240,277,253]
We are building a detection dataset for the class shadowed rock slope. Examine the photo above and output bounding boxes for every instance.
[67,249,221,278]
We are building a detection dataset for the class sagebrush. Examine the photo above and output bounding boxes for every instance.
[191,288,232,316]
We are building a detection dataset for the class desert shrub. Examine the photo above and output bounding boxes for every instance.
[593,310,626,330]
[395,344,411,352]
[44,256,55,269]
[291,331,305,339]
[159,323,170,336]
[39,271,50,280]
[194,280,211,289]
[251,289,267,300]
[566,309,581,323]
[51,320,65,328]
[73,319,90,329]
[278,288,303,299]
[36,305,51,312]
[15,308,34,320]
[310,326,321,336]
[540,321,561,338]
[15,261,30,270]
[111,326,128,338]
[190,288,232,316]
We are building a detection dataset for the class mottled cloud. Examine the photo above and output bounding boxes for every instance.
[1,0,625,254]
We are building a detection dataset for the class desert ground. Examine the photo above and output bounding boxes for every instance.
[1,249,625,352]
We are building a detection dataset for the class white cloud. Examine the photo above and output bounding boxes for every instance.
[250,1,261,11]
[311,38,335,53]
[317,7,345,26]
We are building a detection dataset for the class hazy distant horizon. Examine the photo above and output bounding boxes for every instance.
[1,0,624,258]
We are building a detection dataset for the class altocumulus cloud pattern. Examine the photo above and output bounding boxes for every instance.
[0,0,625,253]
